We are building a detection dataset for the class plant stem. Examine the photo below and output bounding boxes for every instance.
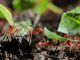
[33,14,41,28]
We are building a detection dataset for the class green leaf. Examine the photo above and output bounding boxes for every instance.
[44,27,68,41]
[67,6,80,13]
[14,20,33,36]
[13,0,22,12]
[33,0,48,14]
[0,11,5,19]
[0,4,14,26]
[48,2,63,14]
[58,6,80,35]
[13,0,63,15]
[13,0,35,12]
